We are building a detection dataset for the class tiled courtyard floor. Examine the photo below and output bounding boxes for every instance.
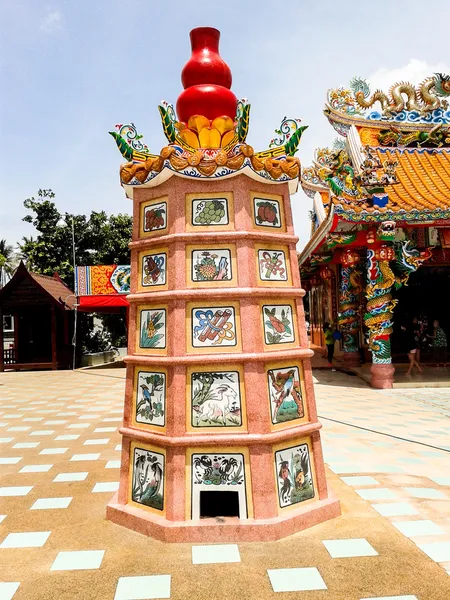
[1,368,450,599]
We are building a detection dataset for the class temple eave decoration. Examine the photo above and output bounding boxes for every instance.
[111,97,307,194]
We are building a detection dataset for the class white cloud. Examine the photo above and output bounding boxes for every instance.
[366,59,450,91]
[40,8,64,34]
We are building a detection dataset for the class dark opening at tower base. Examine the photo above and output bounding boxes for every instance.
[199,490,240,518]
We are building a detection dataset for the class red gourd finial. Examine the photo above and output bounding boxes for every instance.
[176,27,238,123]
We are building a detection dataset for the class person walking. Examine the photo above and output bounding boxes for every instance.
[401,324,422,375]
[411,317,423,365]
[323,321,336,369]
[427,320,447,367]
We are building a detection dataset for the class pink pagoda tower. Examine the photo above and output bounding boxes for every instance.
[107,27,340,542]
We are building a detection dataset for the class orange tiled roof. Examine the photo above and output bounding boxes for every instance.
[334,148,450,217]
[380,148,450,211]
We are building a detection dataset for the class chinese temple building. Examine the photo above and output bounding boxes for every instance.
[299,74,450,388]
[106,27,340,542]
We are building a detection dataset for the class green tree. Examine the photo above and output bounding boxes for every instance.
[19,189,132,288]
[0,239,16,288]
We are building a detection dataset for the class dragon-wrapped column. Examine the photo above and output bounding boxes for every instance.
[338,248,362,367]
[364,245,397,389]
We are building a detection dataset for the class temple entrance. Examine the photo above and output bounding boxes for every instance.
[391,265,450,361]
[200,490,240,519]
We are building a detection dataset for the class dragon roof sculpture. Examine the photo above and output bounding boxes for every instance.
[110,28,307,197]
[325,73,450,135]
[301,73,450,226]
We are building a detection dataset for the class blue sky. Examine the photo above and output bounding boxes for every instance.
[1,0,450,252]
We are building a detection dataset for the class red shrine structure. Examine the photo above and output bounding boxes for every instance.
[107,27,340,542]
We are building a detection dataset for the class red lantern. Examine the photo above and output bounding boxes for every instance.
[375,245,394,261]
[310,274,322,287]
[320,266,333,280]
[366,229,376,244]
[341,248,360,267]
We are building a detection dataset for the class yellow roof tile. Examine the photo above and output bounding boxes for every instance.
[375,149,450,212]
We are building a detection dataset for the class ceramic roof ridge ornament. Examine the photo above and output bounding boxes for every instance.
[110,27,307,196]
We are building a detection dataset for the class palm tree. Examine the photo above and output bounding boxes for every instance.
[0,239,16,288]
[16,236,35,271]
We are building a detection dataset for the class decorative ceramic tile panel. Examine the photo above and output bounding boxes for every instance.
[141,252,167,287]
[185,192,234,232]
[142,201,167,234]
[262,304,295,345]
[139,309,166,349]
[253,197,282,228]
[131,446,165,511]
[258,249,288,281]
[267,365,304,424]
[191,249,232,282]
[191,452,248,519]
[190,370,242,427]
[135,371,166,428]
[191,306,237,348]
[192,198,229,226]
[275,443,315,508]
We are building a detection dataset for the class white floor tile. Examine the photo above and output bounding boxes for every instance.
[0,438,14,444]
[356,488,398,501]
[7,427,30,432]
[403,487,447,500]
[103,418,122,422]
[0,486,33,497]
[92,482,119,493]
[68,424,90,429]
[392,519,445,538]
[340,476,380,486]
[360,596,418,600]
[83,439,109,446]
[55,435,80,441]
[428,476,450,486]
[23,418,43,422]
[53,472,88,483]
[20,464,53,473]
[39,448,68,455]
[0,531,51,548]
[44,420,67,425]
[95,427,116,433]
[114,444,121,451]
[50,550,105,571]
[192,544,241,564]
[13,442,39,449]
[106,461,121,469]
[0,457,22,465]
[268,567,327,592]
[30,430,55,436]
[114,575,171,600]
[371,502,419,517]
[0,515,6,523]
[57,412,77,416]
[416,541,450,562]
[31,497,72,510]
[70,454,100,462]
[322,538,378,558]
[0,582,20,600]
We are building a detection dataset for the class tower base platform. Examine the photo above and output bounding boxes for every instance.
[106,493,341,543]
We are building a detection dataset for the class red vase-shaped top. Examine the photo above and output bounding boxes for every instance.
[176,27,237,123]
[181,27,232,89]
